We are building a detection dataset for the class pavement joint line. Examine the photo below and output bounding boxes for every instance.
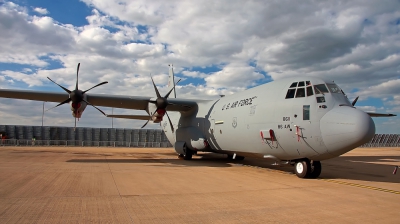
[105,156,135,224]
[242,164,400,195]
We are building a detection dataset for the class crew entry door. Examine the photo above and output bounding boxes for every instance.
[291,104,318,157]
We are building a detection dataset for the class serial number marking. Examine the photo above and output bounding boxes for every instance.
[278,124,291,129]
[222,96,257,110]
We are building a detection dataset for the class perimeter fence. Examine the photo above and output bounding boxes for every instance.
[360,134,400,148]
[0,125,172,148]
[0,125,398,148]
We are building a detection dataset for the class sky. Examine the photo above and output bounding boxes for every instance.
[0,0,399,133]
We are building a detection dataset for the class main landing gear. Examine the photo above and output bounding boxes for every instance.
[178,145,193,160]
[294,160,321,179]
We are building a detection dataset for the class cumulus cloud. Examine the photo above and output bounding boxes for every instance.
[205,63,264,88]
[33,7,48,15]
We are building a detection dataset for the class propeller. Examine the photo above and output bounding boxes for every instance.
[141,76,181,133]
[352,96,359,106]
[47,63,108,129]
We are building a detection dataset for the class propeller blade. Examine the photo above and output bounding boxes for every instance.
[82,99,106,116]
[150,75,161,98]
[76,63,80,90]
[164,79,181,98]
[47,77,71,94]
[164,86,176,99]
[45,98,72,111]
[141,119,150,129]
[165,111,174,133]
[82,81,109,93]
[56,98,72,107]
[352,96,359,106]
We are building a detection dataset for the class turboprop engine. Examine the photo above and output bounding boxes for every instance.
[141,77,181,132]
[47,63,108,129]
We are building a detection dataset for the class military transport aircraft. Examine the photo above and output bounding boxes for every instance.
[0,64,396,178]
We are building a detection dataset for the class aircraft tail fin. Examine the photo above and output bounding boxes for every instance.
[168,64,176,98]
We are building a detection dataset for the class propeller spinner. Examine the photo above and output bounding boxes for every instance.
[47,63,108,129]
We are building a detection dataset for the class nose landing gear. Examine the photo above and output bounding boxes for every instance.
[294,160,321,179]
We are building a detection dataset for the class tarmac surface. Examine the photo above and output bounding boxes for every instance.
[0,146,399,223]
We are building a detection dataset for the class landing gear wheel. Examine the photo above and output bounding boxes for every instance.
[308,161,322,179]
[178,154,184,159]
[294,160,311,178]
[183,145,193,160]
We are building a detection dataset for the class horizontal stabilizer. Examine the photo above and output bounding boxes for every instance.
[367,112,397,117]
[106,115,150,120]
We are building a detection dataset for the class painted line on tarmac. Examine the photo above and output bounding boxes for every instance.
[319,179,400,195]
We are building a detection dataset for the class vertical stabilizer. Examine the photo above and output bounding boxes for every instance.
[168,64,176,98]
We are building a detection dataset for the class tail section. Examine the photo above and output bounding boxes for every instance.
[168,64,176,98]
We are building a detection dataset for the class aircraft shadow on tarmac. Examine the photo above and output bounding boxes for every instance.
[67,153,400,184]
[321,156,400,184]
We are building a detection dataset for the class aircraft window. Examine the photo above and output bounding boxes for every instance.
[314,84,329,94]
[306,81,311,86]
[298,81,305,87]
[290,82,297,88]
[303,105,310,120]
[316,96,325,103]
[306,86,314,96]
[327,84,341,93]
[295,88,305,98]
[286,89,296,98]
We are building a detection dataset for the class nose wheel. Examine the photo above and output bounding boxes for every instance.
[294,160,322,179]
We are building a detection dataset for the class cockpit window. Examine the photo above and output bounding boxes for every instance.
[298,81,305,87]
[327,84,341,93]
[290,82,297,88]
[306,86,314,96]
[306,81,311,86]
[295,88,305,98]
[286,89,296,98]
[314,84,329,94]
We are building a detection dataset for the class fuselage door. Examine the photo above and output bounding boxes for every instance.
[291,103,319,157]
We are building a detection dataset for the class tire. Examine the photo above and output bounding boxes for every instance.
[295,160,311,178]
[308,161,322,179]
[183,145,193,160]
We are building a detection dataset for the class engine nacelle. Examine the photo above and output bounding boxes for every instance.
[151,109,165,123]
[176,126,208,151]
[70,95,87,118]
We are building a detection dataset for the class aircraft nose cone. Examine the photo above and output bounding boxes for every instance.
[320,106,375,156]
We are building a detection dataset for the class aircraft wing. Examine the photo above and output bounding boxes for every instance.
[106,115,150,120]
[0,89,201,112]
[367,112,397,117]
